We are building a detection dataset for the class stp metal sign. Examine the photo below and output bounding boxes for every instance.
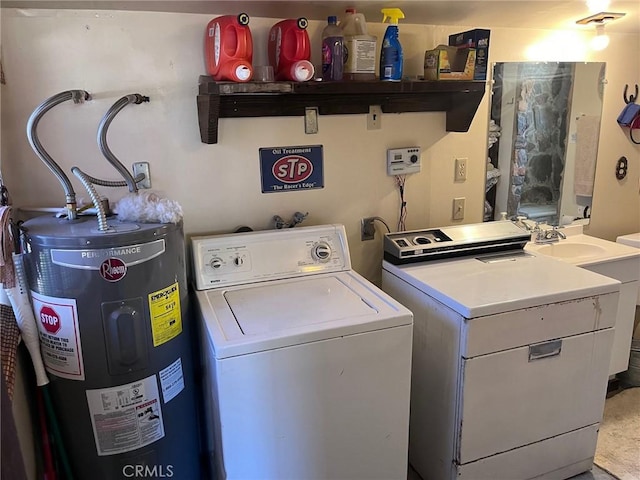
[259,145,324,193]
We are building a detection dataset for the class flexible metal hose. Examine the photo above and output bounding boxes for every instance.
[97,94,150,193]
[26,90,91,220]
[71,167,110,232]
[80,171,145,188]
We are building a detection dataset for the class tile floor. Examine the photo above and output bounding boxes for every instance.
[571,465,618,479]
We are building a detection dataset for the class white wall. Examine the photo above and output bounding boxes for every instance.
[1,7,639,288]
[586,32,640,241]
[561,63,606,222]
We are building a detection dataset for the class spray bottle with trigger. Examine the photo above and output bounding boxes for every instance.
[380,8,405,81]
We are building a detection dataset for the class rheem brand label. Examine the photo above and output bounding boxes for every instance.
[100,257,127,282]
[31,292,85,380]
[260,145,324,193]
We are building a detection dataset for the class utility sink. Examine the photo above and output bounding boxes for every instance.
[525,224,640,375]
[535,242,607,261]
[525,225,640,267]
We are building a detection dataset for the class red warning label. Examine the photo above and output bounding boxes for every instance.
[31,292,84,381]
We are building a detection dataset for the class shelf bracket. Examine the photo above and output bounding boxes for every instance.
[197,80,221,144]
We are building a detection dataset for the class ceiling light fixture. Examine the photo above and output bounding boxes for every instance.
[576,11,625,51]
[590,23,610,50]
[575,11,625,25]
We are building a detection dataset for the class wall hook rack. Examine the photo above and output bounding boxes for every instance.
[623,84,638,104]
[615,156,628,180]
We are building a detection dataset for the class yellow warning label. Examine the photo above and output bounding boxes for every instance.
[149,283,182,347]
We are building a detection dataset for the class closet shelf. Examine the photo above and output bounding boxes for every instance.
[197,75,486,144]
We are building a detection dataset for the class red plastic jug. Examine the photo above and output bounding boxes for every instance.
[268,18,314,82]
[205,13,253,82]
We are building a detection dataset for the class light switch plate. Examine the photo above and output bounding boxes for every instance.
[368,105,382,130]
[304,107,318,134]
[453,197,465,220]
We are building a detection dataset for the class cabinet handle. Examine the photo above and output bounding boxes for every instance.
[529,339,562,362]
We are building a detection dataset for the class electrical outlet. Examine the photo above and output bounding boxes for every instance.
[452,197,465,220]
[361,217,376,241]
[454,157,467,182]
[132,162,151,189]
[367,105,382,130]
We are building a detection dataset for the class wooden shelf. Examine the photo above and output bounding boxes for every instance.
[197,75,486,144]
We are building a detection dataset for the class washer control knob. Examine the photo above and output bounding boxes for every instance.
[312,242,332,262]
[234,256,244,267]
[209,257,223,269]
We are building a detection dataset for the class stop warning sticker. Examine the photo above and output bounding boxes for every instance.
[148,283,182,347]
[31,292,85,380]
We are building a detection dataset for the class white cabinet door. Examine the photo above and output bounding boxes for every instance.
[457,424,599,480]
[457,328,613,464]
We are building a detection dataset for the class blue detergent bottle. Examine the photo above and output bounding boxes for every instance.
[379,8,405,81]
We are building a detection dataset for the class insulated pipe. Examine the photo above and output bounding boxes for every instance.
[97,94,150,193]
[26,90,91,220]
[71,167,110,232]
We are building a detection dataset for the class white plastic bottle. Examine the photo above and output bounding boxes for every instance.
[340,8,377,81]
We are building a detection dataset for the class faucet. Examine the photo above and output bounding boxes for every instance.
[515,215,540,233]
[534,226,566,244]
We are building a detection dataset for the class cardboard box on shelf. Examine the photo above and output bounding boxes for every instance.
[423,45,476,81]
[448,29,490,81]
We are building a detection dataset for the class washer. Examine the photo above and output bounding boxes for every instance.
[192,224,413,480]
[382,221,620,480]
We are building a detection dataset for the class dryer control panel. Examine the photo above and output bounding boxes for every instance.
[192,224,351,290]
[383,221,531,265]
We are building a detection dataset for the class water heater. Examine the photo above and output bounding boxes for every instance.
[23,215,201,479]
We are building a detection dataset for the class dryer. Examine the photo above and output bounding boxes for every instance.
[382,221,620,480]
[192,224,413,480]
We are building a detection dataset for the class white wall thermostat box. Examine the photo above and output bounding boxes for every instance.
[387,147,421,176]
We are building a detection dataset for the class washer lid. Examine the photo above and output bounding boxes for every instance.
[226,276,374,335]
[196,271,412,358]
